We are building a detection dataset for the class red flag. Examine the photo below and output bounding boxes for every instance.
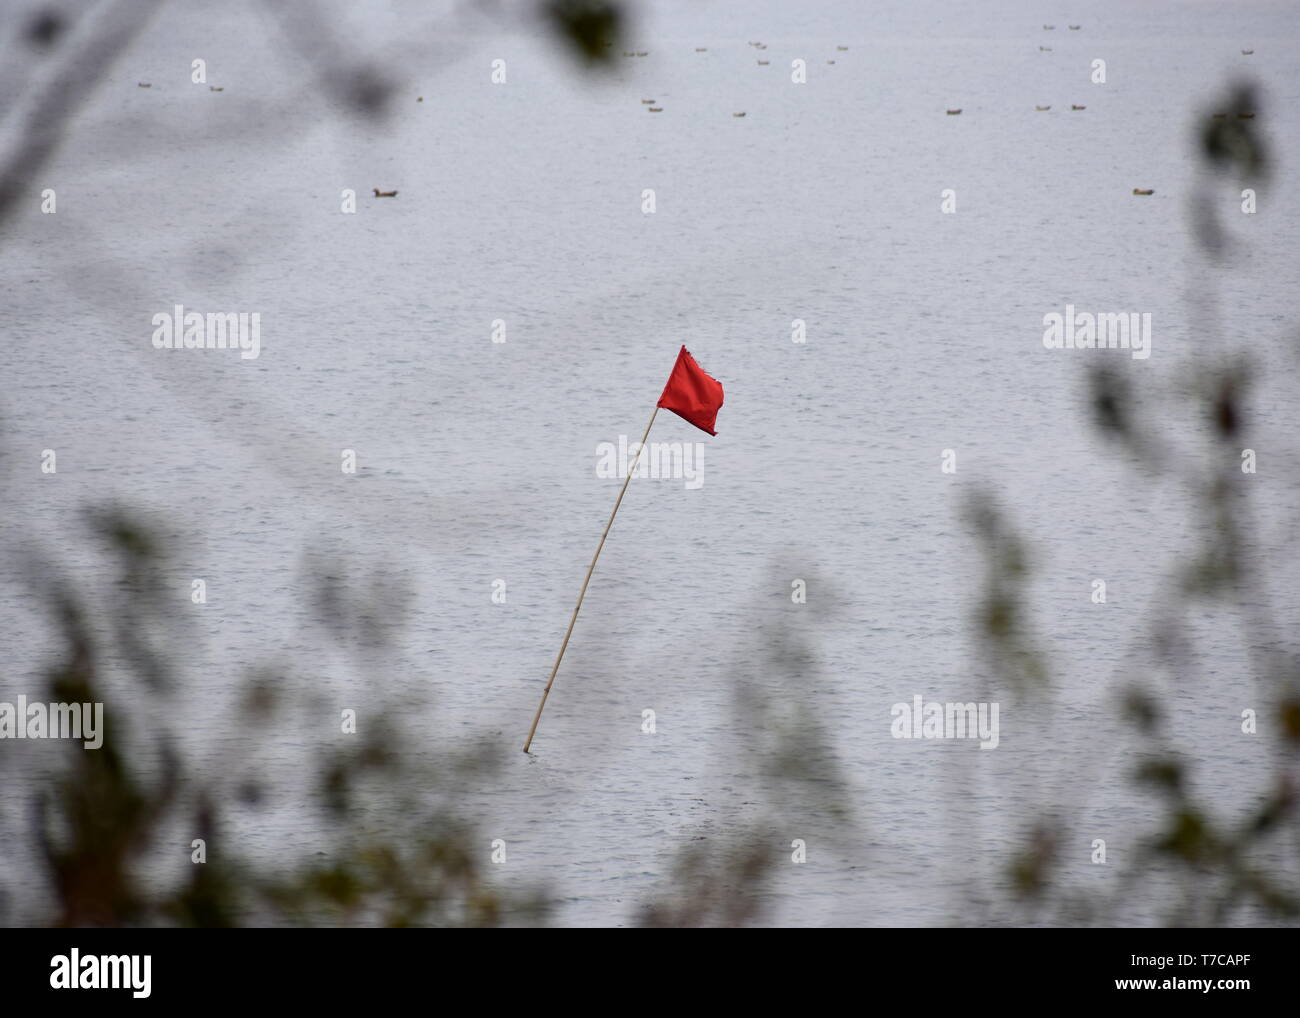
[657,346,724,435]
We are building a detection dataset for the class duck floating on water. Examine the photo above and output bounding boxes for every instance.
[648,107,663,112]
[1241,49,1254,55]
[1035,105,1051,111]
[1069,25,1081,30]
[137,82,151,87]
[757,59,770,65]
[1071,104,1086,110]
[946,108,962,115]
[373,188,398,197]
[209,86,223,92]
[1132,188,1154,196]
[732,112,746,117]
[1238,112,1255,119]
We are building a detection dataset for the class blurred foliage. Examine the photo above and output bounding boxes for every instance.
[1194,82,1269,258]
[544,0,624,66]
[985,79,1299,927]
[3,516,844,928]
[1199,83,1268,180]
[641,834,770,927]
[24,9,65,50]
[4,514,548,927]
[639,569,854,926]
[964,492,1049,700]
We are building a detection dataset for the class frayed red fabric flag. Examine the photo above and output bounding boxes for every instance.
[656,345,724,435]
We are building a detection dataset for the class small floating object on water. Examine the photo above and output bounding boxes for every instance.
[1237,112,1255,118]
[648,107,663,112]
[209,86,223,92]
[1035,105,1051,111]
[137,82,151,87]
[1069,25,1081,30]
[1241,49,1254,55]
[373,188,398,197]
[635,51,648,57]
[417,96,423,102]
[695,47,707,52]
[732,112,746,117]
[1132,188,1154,196]
[946,108,962,115]
[757,59,770,65]
[1043,24,1055,30]
[1039,45,1052,51]
[1212,112,1227,118]
[837,45,848,51]
[641,99,655,104]
[827,59,835,64]
[1071,104,1086,110]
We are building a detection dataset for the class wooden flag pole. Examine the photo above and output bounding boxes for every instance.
[524,405,660,753]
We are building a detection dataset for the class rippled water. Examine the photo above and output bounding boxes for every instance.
[3,0,1299,926]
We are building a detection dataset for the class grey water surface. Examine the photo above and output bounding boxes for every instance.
[3,0,1299,926]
